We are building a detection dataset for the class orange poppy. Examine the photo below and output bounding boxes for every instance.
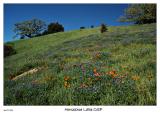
[107,70,118,78]
[93,68,97,73]
[109,70,116,75]
[64,76,70,81]
[111,74,118,78]
[94,72,101,76]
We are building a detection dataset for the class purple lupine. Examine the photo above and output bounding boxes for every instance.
[90,71,94,77]
[80,75,83,82]
[81,64,86,75]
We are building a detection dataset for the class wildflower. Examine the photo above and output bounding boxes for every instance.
[93,68,97,73]
[94,72,101,77]
[95,77,101,80]
[112,73,118,78]
[64,81,70,88]
[112,78,121,84]
[119,75,125,79]
[88,77,92,80]
[67,84,71,88]
[96,53,101,58]
[121,80,125,84]
[109,70,116,75]
[64,76,71,88]
[80,64,86,76]
[64,81,68,86]
[107,70,118,78]
[80,83,88,88]
[131,76,140,81]
[64,76,70,81]
[93,68,101,76]
[90,72,94,77]
[80,75,83,81]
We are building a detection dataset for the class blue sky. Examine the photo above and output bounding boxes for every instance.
[4,4,130,42]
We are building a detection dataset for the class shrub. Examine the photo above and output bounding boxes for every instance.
[100,24,107,33]
[91,25,94,28]
[47,22,64,34]
[80,26,85,29]
[4,44,16,57]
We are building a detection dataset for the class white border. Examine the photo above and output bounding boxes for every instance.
[0,0,160,114]
[0,1,4,113]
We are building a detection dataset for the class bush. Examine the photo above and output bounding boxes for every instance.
[91,25,94,28]
[4,44,16,57]
[47,22,64,34]
[80,26,85,29]
[100,24,107,33]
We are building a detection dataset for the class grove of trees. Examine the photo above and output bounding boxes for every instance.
[13,19,64,39]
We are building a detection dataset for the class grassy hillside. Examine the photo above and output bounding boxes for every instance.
[4,23,156,105]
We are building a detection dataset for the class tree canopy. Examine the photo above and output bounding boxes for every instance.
[100,24,107,33]
[119,4,156,24]
[47,22,64,34]
[13,18,46,39]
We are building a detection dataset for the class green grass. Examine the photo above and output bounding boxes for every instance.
[4,23,156,105]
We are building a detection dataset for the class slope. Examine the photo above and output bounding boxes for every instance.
[4,23,156,105]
